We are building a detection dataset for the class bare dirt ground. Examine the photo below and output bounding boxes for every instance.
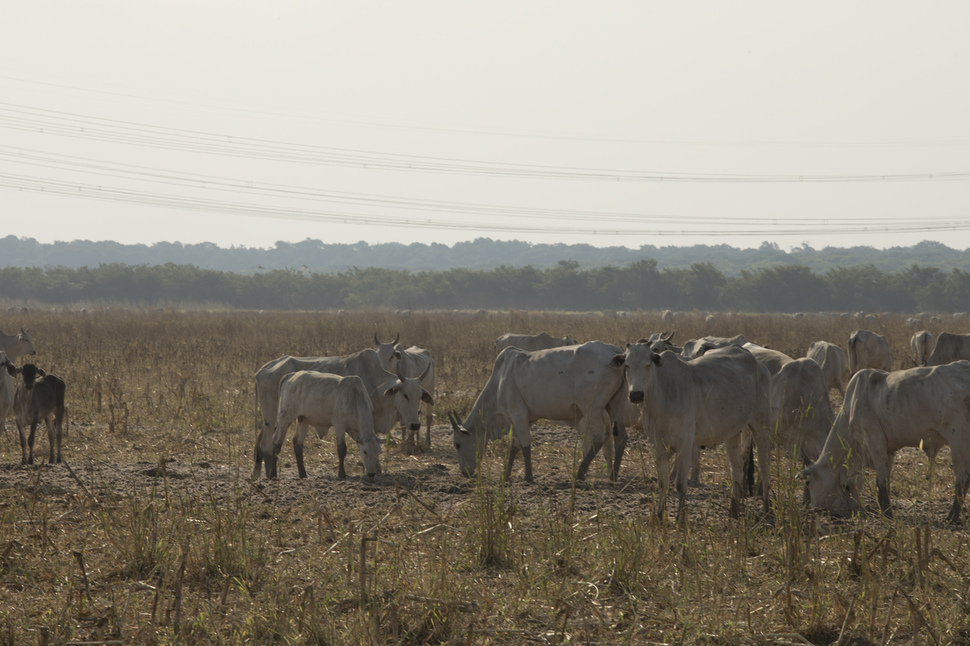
[0,420,954,532]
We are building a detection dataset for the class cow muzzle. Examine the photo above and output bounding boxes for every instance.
[629,391,645,404]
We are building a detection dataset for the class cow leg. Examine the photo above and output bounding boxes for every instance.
[575,416,604,482]
[576,437,603,482]
[17,422,28,466]
[755,432,773,515]
[293,421,311,479]
[611,421,626,483]
[673,445,692,521]
[688,445,701,485]
[336,440,348,479]
[47,419,56,464]
[504,440,519,480]
[947,438,970,525]
[253,428,265,479]
[870,444,893,517]
[27,422,37,465]
[425,403,433,450]
[725,435,746,519]
[653,439,672,519]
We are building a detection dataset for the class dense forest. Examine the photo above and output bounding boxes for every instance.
[2,235,969,276]
[0,259,967,313]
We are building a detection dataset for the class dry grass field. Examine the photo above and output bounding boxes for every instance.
[0,307,968,645]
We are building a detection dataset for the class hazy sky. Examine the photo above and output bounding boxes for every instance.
[2,2,969,251]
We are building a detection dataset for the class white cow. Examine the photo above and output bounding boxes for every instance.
[450,341,626,482]
[925,332,970,366]
[615,343,772,519]
[9,363,66,465]
[494,332,576,354]
[743,344,833,466]
[374,334,435,448]
[910,330,935,366]
[847,329,893,374]
[267,372,382,479]
[801,361,970,524]
[680,334,748,359]
[806,341,848,396]
[0,328,36,362]
[253,349,432,478]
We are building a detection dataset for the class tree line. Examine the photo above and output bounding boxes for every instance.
[1,260,967,313]
[3,235,969,276]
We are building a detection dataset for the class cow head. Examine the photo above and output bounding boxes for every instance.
[19,363,45,390]
[374,332,401,372]
[19,328,36,356]
[613,343,661,405]
[449,410,484,477]
[382,363,433,432]
[637,331,682,354]
[564,335,577,346]
[357,435,383,479]
[799,460,860,517]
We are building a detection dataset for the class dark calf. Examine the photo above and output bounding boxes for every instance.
[8,363,66,465]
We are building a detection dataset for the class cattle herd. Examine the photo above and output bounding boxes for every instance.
[4,322,970,526]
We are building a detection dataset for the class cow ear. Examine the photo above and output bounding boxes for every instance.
[37,368,46,377]
[421,390,434,405]
[382,383,401,397]
[798,464,817,481]
[651,353,663,367]
[394,350,402,361]
[610,354,625,367]
[3,363,16,376]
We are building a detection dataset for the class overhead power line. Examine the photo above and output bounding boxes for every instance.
[2,102,970,183]
[3,170,970,237]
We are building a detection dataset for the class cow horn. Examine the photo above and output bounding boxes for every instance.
[448,411,462,431]
[374,333,382,346]
[663,331,675,341]
[393,332,400,345]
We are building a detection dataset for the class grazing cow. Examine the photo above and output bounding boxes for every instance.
[265,372,382,479]
[806,341,848,396]
[801,361,970,524]
[0,328,36,362]
[615,344,772,519]
[910,330,936,366]
[495,332,576,354]
[0,353,14,437]
[765,357,834,467]
[925,332,970,366]
[906,317,924,330]
[8,363,66,465]
[374,334,436,448]
[847,329,893,375]
[450,342,626,482]
[680,334,748,359]
[253,349,432,478]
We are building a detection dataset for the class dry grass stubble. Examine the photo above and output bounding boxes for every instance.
[0,308,966,644]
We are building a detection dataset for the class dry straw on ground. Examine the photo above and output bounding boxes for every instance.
[0,307,966,645]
